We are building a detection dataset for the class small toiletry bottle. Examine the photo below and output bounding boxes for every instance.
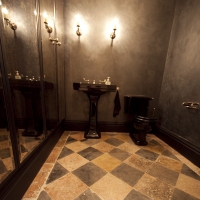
[106,77,111,85]
[15,71,21,79]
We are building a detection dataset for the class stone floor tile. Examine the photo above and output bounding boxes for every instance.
[161,149,180,161]
[92,141,115,153]
[111,163,144,186]
[44,173,88,200]
[75,188,102,200]
[77,147,103,161]
[72,162,107,186]
[124,189,151,200]
[70,132,85,141]
[124,154,153,172]
[171,188,200,200]
[104,138,124,147]
[181,164,200,181]
[57,153,88,172]
[135,148,159,161]
[91,173,132,200]
[147,163,179,186]
[134,173,174,200]
[66,141,89,152]
[45,147,62,164]
[113,133,131,142]
[176,174,200,199]
[143,139,165,154]
[92,153,121,172]
[108,148,131,161]
[156,155,183,172]
[46,162,68,184]
[118,142,141,154]
[37,190,52,200]
[57,146,74,159]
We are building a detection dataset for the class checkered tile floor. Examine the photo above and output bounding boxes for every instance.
[0,129,43,184]
[23,131,200,200]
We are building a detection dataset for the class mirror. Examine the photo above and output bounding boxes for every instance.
[0,0,44,163]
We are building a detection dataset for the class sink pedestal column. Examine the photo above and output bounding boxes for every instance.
[85,94,101,139]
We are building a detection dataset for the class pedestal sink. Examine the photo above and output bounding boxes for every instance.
[10,79,53,137]
[73,82,117,139]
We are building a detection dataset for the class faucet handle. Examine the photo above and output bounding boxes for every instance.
[83,78,89,83]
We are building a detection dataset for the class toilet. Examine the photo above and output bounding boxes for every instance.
[124,95,157,146]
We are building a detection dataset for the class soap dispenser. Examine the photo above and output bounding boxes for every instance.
[15,71,21,79]
[105,77,111,85]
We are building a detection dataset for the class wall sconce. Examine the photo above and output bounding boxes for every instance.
[49,37,61,46]
[76,14,82,36]
[2,7,17,30]
[110,17,118,40]
[43,12,52,34]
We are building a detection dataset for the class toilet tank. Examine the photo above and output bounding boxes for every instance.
[124,95,153,116]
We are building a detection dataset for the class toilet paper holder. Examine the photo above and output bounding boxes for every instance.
[182,102,199,110]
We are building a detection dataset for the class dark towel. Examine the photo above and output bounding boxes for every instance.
[113,90,121,117]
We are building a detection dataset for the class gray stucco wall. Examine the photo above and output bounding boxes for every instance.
[158,0,200,147]
[64,0,176,122]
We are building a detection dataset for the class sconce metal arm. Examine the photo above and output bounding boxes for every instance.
[44,22,52,33]
[110,28,116,40]
[4,18,17,30]
[49,37,61,46]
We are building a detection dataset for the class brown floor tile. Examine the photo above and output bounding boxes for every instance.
[58,153,88,172]
[176,174,200,199]
[92,141,115,153]
[92,153,121,172]
[45,147,62,164]
[156,155,183,172]
[44,173,88,200]
[23,163,53,199]
[66,141,89,152]
[55,139,66,148]
[91,173,132,200]
[0,141,10,150]
[134,173,174,200]
[124,154,153,172]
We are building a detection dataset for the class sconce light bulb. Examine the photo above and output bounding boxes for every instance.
[76,14,81,26]
[2,7,8,19]
[113,17,118,29]
[0,1,2,6]
[43,11,47,23]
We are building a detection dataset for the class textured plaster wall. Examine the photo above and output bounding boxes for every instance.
[64,0,176,122]
[158,0,200,147]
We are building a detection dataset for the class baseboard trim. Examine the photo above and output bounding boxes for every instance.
[0,119,65,200]
[155,125,200,167]
[64,120,130,133]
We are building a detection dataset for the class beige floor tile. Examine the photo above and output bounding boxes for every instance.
[134,173,174,200]
[44,173,88,200]
[45,147,62,164]
[99,133,112,141]
[124,154,153,172]
[156,155,183,172]
[118,142,140,154]
[113,133,130,142]
[91,173,132,200]
[57,153,88,172]
[176,174,200,199]
[66,141,89,152]
[23,163,53,199]
[92,153,122,172]
[70,132,85,141]
[92,141,115,153]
